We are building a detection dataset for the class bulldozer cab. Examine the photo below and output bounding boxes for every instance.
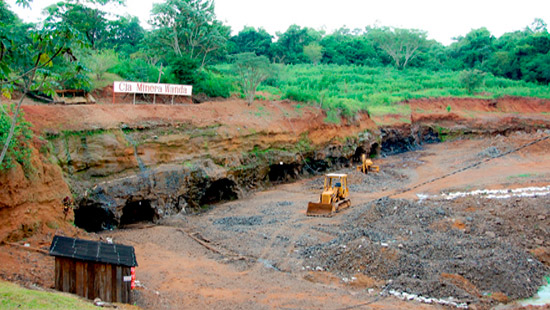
[307,173,351,217]
[324,174,348,197]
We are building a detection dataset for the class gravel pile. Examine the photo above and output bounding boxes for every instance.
[476,146,501,158]
[302,197,549,305]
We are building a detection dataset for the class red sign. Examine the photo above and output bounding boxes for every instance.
[131,267,136,290]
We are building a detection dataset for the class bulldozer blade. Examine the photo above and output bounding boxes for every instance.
[306,202,336,217]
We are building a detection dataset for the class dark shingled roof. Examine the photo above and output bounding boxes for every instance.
[49,235,138,267]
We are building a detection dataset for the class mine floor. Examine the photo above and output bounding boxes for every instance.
[104,132,550,309]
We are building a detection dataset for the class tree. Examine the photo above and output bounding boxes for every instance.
[232,53,275,106]
[270,25,323,64]
[150,0,229,66]
[0,104,32,171]
[0,1,91,170]
[483,22,550,83]
[84,49,119,80]
[44,2,108,48]
[303,43,323,65]
[320,28,380,66]
[228,27,272,56]
[197,20,231,66]
[448,28,495,69]
[367,26,428,69]
[102,15,145,55]
[529,18,547,33]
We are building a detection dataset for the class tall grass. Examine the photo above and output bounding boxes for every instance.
[211,63,550,122]
[271,64,550,118]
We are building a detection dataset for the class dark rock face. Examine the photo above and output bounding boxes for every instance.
[67,123,444,232]
[63,121,444,232]
[74,161,228,231]
[72,131,380,231]
[380,125,441,156]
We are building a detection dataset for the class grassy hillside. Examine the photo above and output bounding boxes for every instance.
[278,65,550,119]
[213,64,550,123]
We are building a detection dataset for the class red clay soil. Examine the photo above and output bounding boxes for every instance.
[410,97,550,114]
[410,97,550,129]
[20,99,362,133]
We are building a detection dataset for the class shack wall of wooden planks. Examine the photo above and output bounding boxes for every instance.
[49,235,138,304]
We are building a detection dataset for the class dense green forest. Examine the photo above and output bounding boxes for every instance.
[1,0,550,104]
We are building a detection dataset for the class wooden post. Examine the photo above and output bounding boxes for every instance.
[55,258,62,290]
[171,95,175,105]
[105,264,113,302]
[154,64,163,105]
[133,93,136,105]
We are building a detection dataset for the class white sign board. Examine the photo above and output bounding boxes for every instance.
[113,81,192,96]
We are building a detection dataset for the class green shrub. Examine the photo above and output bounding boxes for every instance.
[167,54,201,85]
[111,58,162,83]
[283,86,319,103]
[83,49,119,81]
[194,69,234,98]
[459,69,486,94]
[0,104,33,172]
[324,109,341,124]
[325,98,362,117]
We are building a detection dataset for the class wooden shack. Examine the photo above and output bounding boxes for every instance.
[49,235,138,303]
[54,89,96,105]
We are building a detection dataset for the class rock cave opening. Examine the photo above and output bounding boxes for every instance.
[369,143,380,157]
[74,204,116,232]
[268,163,300,183]
[353,146,367,162]
[120,200,157,226]
[381,130,418,155]
[200,179,238,205]
[353,144,380,163]
[421,127,441,144]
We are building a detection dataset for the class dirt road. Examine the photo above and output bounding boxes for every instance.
[105,132,550,309]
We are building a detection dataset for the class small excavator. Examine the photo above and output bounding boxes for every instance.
[356,154,379,174]
[307,173,351,217]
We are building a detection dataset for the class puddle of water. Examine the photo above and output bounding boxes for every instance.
[521,279,550,306]
[437,185,550,200]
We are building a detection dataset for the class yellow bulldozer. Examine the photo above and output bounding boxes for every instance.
[356,154,379,174]
[307,173,351,217]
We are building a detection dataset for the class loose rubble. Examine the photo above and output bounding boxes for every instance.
[302,197,550,308]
